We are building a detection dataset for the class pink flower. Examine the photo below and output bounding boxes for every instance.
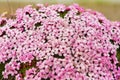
[0,4,120,80]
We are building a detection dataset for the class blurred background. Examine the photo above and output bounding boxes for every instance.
[0,0,120,21]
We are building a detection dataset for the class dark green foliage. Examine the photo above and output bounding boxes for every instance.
[76,11,81,15]
[0,20,6,27]
[117,45,120,62]
[41,77,50,80]
[19,58,37,78]
[0,31,6,37]
[110,39,114,45]
[35,22,42,29]
[0,63,5,80]
[0,59,11,80]
[53,54,65,59]
[58,10,68,18]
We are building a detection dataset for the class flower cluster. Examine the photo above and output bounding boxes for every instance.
[0,4,120,80]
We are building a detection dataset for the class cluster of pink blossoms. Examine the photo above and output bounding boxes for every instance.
[0,4,120,80]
